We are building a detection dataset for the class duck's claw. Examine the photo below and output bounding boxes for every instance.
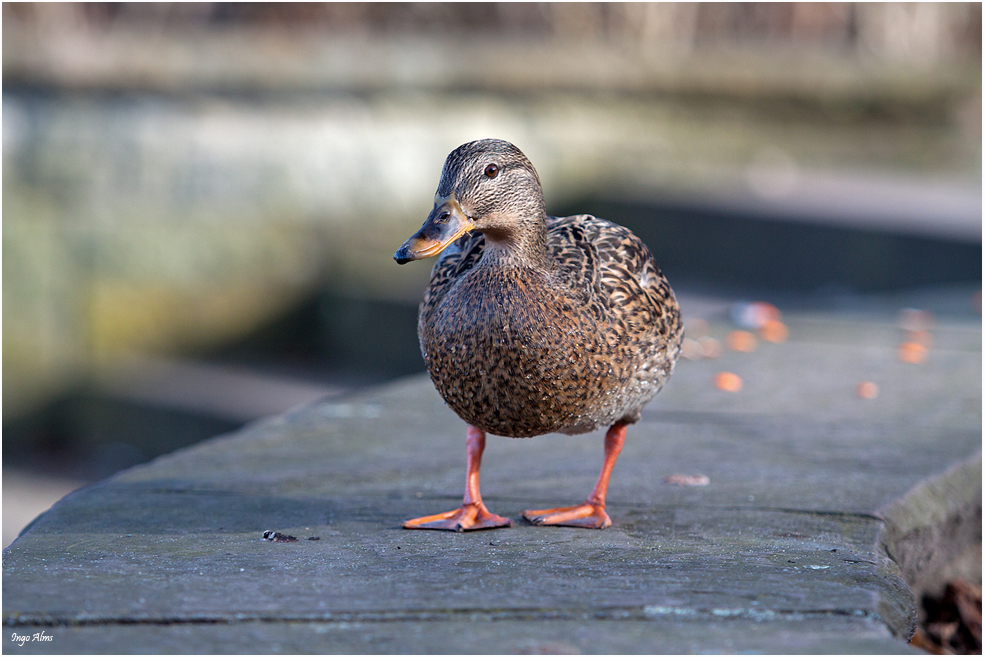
[522,503,611,529]
[403,502,512,532]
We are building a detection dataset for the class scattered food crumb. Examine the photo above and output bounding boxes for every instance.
[663,474,710,486]
[714,371,743,392]
[856,381,879,400]
[732,301,781,329]
[898,341,928,364]
[759,319,789,343]
[698,336,722,359]
[726,330,757,352]
[262,530,298,543]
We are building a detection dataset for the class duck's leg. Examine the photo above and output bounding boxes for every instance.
[403,425,513,532]
[522,421,627,529]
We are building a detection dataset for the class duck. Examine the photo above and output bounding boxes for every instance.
[393,139,683,531]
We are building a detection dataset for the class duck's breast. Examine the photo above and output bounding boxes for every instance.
[421,265,616,437]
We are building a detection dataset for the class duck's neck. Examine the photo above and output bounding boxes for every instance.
[479,215,552,270]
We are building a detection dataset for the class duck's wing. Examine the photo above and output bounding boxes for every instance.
[544,214,606,319]
[547,213,681,341]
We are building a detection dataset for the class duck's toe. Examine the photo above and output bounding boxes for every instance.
[403,503,512,532]
[522,503,611,529]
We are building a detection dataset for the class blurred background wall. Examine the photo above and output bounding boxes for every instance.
[2,2,981,545]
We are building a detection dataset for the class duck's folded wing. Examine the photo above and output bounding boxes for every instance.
[547,213,682,345]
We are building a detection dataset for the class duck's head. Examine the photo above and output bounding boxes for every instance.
[394,139,546,264]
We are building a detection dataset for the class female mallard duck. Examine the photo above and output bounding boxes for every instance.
[394,139,683,531]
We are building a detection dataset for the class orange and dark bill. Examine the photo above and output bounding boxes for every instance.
[394,193,475,265]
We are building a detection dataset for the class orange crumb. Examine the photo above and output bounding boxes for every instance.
[759,319,789,343]
[698,336,722,359]
[714,371,743,392]
[753,301,781,322]
[726,330,757,352]
[897,342,928,364]
[856,381,879,400]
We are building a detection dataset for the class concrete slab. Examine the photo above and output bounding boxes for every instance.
[3,301,980,654]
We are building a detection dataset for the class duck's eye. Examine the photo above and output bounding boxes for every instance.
[484,164,499,179]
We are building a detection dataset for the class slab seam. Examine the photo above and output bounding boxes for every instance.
[3,605,882,628]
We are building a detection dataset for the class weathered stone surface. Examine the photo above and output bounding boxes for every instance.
[2,618,918,655]
[3,302,980,654]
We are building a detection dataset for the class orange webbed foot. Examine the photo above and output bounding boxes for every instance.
[403,503,512,532]
[522,503,611,529]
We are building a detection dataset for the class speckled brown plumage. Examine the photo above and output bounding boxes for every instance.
[420,213,682,437]
[394,138,683,531]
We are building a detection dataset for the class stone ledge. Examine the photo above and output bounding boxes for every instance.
[3,303,980,654]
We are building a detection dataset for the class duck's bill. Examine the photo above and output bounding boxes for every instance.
[394,196,475,264]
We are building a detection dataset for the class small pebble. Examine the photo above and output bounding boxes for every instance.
[663,474,710,486]
[856,381,879,400]
[714,371,743,392]
[262,530,298,543]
